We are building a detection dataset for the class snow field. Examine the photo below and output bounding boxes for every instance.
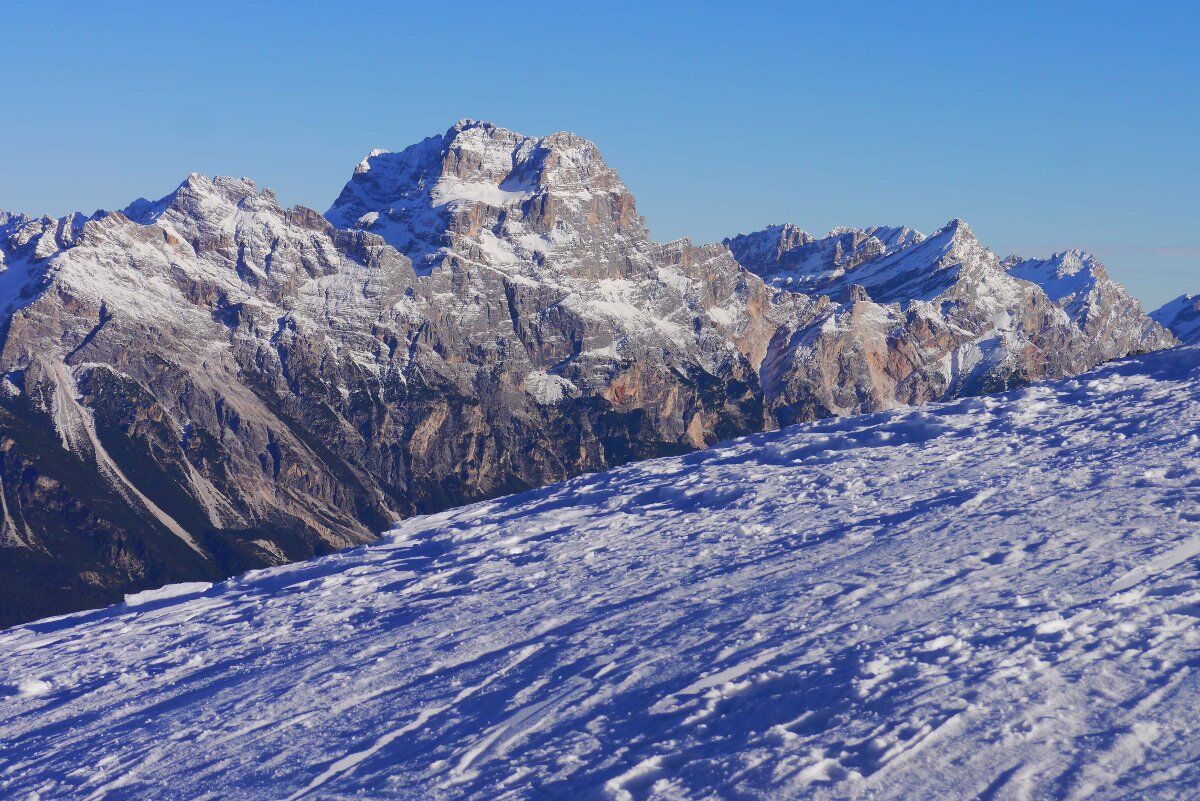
[3,347,1200,799]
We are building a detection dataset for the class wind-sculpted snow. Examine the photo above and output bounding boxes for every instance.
[4,346,1200,799]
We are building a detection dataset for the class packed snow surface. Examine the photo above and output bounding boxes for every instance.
[5,347,1200,799]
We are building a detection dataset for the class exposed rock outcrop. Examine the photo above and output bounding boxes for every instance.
[733,220,1175,424]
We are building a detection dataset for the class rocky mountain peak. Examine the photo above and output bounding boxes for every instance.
[725,222,929,294]
[793,217,998,305]
[1001,249,1174,352]
[1152,293,1200,344]
[0,210,30,229]
[0,208,98,284]
[437,122,618,204]
[0,120,1182,627]
[124,173,279,228]
[723,224,814,272]
[918,217,982,257]
[325,120,643,275]
[830,225,924,252]
[1006,250,1107,302]
[941,216,973,237]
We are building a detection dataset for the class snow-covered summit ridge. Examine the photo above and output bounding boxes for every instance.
[729,216,1018,303]
[0,207,101,320]
[4,345,1200,799]
[1005,249,1111,302]
[121,173,278,227]
[325,119,639,275]
[723,222,925,293]
[735,217,1026,312]
[819,217,986,303]
[1152,293,1200,344]
[729,215,1171,348]
[726,217,1146,314]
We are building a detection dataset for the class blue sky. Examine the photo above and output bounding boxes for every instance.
[2,2,1196,307]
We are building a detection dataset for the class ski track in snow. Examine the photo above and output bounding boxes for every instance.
[4,347,1200,799]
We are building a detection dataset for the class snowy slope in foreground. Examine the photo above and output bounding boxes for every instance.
[5,349,1200,800]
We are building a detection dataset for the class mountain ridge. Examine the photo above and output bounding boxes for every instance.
[0,119,1178,625]
[1152,293,1200,344]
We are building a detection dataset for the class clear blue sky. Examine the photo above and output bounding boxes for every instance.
[2,1,1196,307]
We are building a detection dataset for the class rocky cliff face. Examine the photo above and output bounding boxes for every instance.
[0,120,1175,626]
[732,220,1176,424]
[0,183,409,625]
[724,224,924,294]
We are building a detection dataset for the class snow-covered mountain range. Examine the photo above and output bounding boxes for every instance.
[0,120,1179,625]
[4,345,1200,799]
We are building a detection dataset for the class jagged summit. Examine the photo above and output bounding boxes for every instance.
[1153,293,1200,344]
[821,217,990,303]
[1006,249,1109,303]
[122,173,281,227]
[724,221,926,293]
[1004,249,1172,349]
[827,224,922,245]
[325,120,641,276]
[726,217,1172,365]
[727,217,987,303]
[722,223,815,285]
